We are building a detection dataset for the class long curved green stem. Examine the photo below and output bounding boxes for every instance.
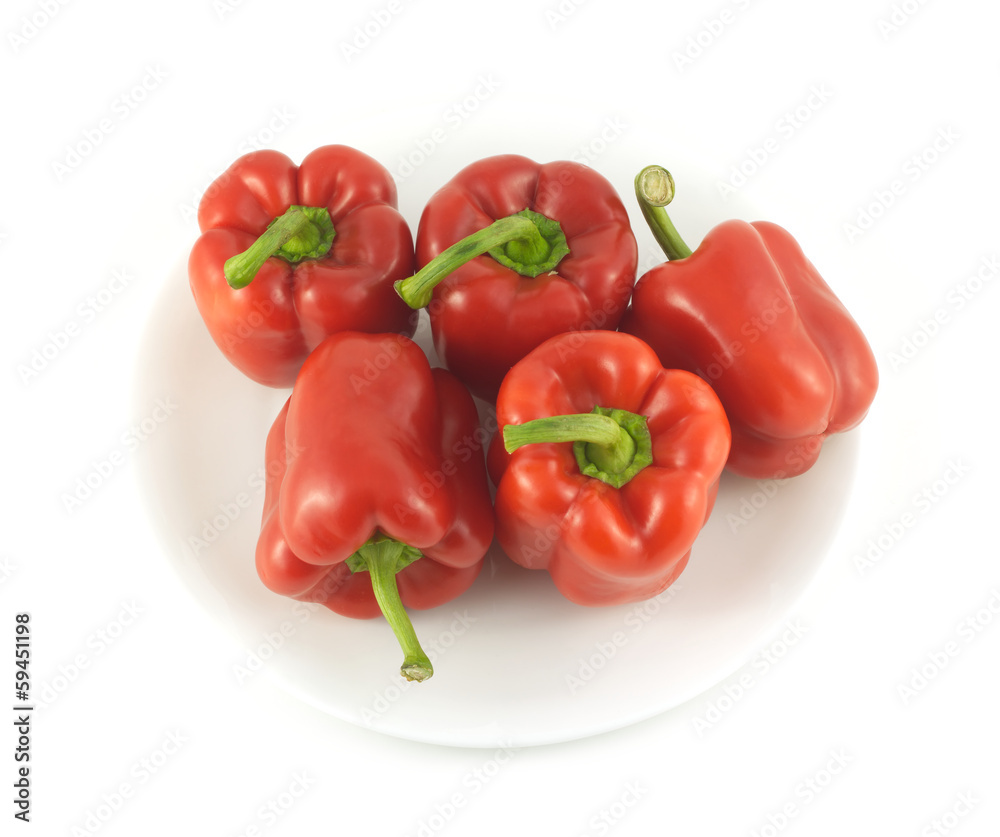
[346,535,432,682]
[635,165,693,261]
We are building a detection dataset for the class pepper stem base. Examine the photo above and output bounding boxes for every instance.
[395,209,569,309]
[503,407,653,488]
[223,205,335,289]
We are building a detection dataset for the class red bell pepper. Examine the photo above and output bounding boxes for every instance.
[487,330,731,607]
[255,331,495,681]
[189,145,416,387]
[620,166,879,478]
[394,154,638,401]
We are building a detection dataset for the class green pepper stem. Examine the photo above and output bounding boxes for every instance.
[395,208,570,309]
[223,205,336,289]
[504,413,634,469]
[503,407,653,489]
[347,536,432,682]
[635,165,693,261]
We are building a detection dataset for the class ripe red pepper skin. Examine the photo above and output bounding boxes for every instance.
[412,154,638,401]
[189,146,416,388]
[621,219,879,478]
[256,331,494,613]
[487,330,731,607]
[254,332,494,676]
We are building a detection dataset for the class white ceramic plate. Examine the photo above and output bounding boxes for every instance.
[134,112,861,747]
[134,255,859,749]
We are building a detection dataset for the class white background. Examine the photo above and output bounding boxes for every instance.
[3,0,999,834]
